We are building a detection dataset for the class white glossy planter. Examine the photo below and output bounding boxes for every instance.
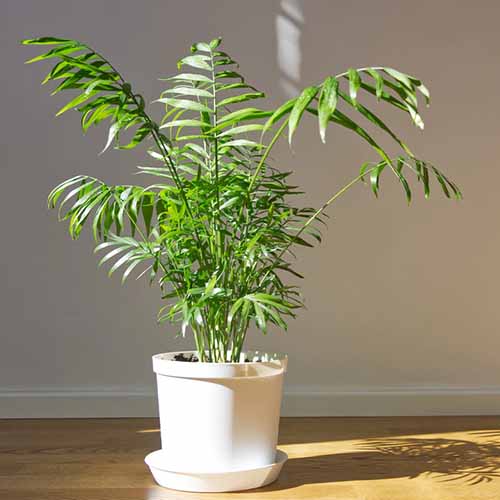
[148,350,287,491]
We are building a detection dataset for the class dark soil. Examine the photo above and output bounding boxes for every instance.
[172,353,263,363]
[173,353,199,362]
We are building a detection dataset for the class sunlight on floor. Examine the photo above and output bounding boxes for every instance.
[140,426,500,498]
[274,428,500,497]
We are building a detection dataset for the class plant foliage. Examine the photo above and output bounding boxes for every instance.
[23,36,461,361]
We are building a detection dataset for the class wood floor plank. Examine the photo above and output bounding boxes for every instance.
[1,417,500,499]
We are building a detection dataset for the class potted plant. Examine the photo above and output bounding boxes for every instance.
[22,36,461,492]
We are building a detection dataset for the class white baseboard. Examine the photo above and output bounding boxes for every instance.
[1,385,500,418]
[0,386,156,418]
[283,386,500,416]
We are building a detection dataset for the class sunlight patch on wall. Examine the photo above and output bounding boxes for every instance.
[275,0,304,97]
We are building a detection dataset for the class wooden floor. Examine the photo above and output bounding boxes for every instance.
[1,417,500,499]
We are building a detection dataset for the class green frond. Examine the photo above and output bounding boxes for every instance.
[23,37,154,153]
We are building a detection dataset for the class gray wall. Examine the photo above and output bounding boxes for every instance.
[2,0,500,416]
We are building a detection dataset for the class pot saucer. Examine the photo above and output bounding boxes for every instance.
[145,449,288,492]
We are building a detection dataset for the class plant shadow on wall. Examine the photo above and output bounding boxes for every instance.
[262,434,500,491]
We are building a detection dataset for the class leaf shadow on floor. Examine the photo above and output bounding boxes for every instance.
[262,435,500,492]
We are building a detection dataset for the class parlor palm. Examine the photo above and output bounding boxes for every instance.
[22,36,461,362]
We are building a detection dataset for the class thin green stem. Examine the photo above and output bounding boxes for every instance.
[235,119,289,258]
[210,51,222,265]
[247,119,288,200]
[259,165,378,287]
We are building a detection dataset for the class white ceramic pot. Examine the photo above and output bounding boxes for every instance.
[151,350,287,474]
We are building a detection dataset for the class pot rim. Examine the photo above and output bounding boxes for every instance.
[152,350,287,379]
[155,350,287,365]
